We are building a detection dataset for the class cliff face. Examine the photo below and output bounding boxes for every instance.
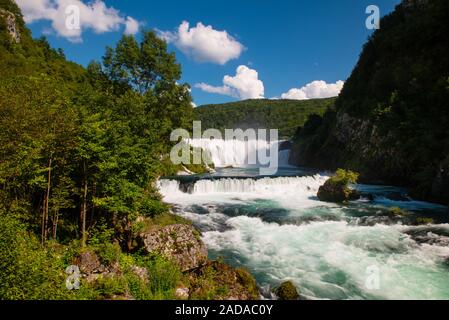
[0,8,20,43]
[291,0,449,204]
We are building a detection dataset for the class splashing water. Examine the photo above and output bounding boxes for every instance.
[158,169,449,300]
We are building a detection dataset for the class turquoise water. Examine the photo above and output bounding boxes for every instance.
[159,168,449,300]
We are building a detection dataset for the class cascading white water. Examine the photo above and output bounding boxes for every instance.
[157,172,449,300]
[278,149,291,167]
[187,138,290,168]
[158,175,327,196]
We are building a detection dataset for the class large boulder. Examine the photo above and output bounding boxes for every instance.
[274,281,300,300]
[137,224,208,271]
[317,180,360,203]
[73,251,103,275]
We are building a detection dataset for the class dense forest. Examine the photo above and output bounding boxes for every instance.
[291,0,449,204]
[195,98,334,139]
[0,0,258,300]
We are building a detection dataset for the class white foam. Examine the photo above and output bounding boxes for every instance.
[187,138,289,168]
[203,217,449,300]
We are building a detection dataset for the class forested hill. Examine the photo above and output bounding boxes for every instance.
[291,0,449,204]
[0,0,223,300]
[194,98,335,139]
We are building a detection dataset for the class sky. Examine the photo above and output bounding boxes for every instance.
[15,0,401,106]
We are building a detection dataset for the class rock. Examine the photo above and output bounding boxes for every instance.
[73,251,102,274]
[179,181,195,193]
[137,224,208,272]
[317,180,360,203]
[175,284,190,300]
[0,9,20,43]
[274,281,299,300]
[130,265,149,283]
[188,261,259,300]
[279,140,292,151]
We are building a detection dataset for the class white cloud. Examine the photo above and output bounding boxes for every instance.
[124,16,139,35]
[195,65,264,100]
[15,0,140,42]
[159,21,244,65]
[281,80,344,100]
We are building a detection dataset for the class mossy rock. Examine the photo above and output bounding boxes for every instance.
[188,261,259,300]
[275,281,299,300]
[317,169,360,203]
[317,180,360,203]
[415,217,434,225]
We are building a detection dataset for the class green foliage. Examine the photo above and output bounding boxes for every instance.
[195,98,334,139]
[0,2,195,300]
[141,212,191,232]
[131,254,182,300]
[0,215,72,299]
[292,0,449,203]
[329,169,359,186]
[389,207,409,216]
[415,217,434,225]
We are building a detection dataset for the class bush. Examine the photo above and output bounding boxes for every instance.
[329,169,359,186]
[0,215,71,299]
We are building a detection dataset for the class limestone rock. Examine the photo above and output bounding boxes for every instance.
[138,224,208,271]
[0,9,20,43]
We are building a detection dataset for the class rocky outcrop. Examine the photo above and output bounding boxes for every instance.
[274,281,299,300]
[317,179,360,203]
[0,9,20,43]
[137,224,208,271]
[290,0,449,205]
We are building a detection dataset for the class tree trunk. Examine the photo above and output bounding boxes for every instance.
[52,210,59,240]
[41,157,52,245]
[81,161,88,248]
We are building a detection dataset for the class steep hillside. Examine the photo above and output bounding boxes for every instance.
[291,0,449,204]
[194,98,335,139]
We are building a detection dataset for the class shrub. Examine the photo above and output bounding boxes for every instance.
[329,169,359,186]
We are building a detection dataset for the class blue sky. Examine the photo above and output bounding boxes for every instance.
[17,0,400,106]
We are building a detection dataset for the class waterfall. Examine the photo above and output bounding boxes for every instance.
[187,138,291,168]
[278,149,291,167]
[158,175,328,196]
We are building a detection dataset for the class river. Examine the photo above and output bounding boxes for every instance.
[158,139,449,300]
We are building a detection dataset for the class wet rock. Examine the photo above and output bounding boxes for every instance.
[318,180,360,203]
[137,224,207,271]
[179,181,195,194]
[274,281,299,300]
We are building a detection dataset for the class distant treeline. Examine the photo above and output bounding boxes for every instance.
[194,98,335,139]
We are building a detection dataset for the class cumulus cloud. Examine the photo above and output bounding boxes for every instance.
[159,21,244,65]
[195,65,264,100]
[15,0,140,42]
[281,80,345,100]
[124,16,139,35]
